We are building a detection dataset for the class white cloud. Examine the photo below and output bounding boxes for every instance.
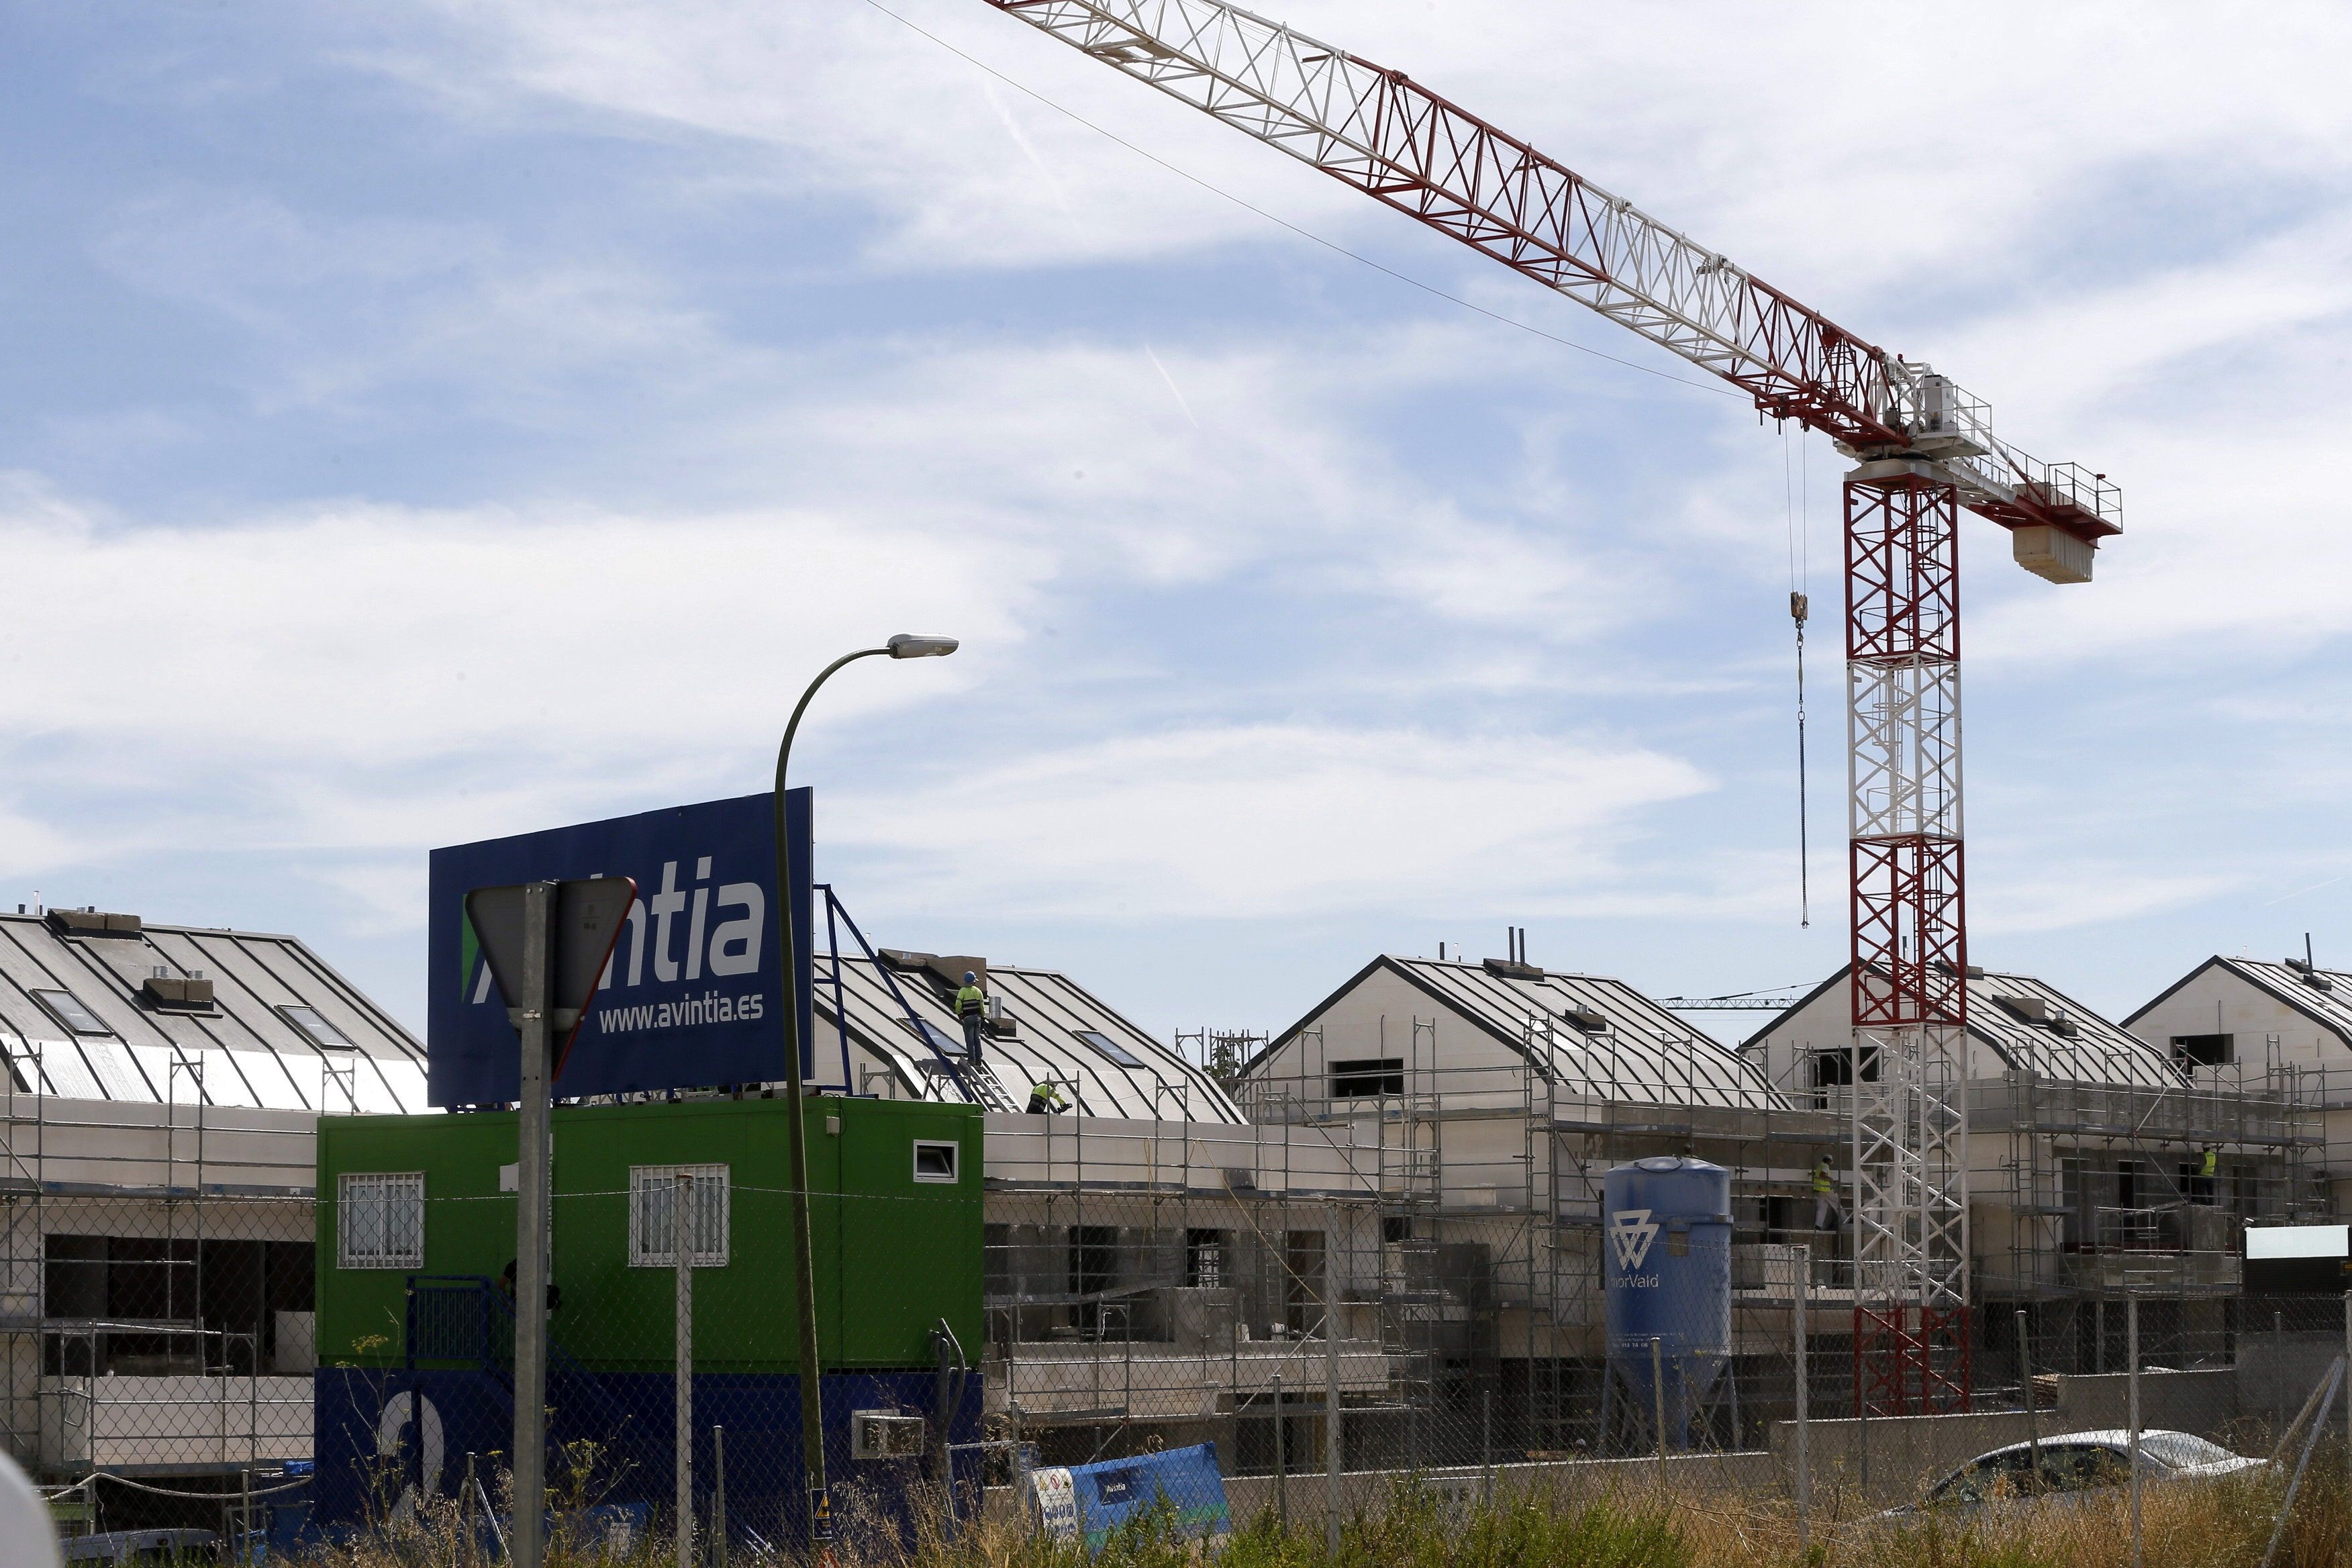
[827,722,1711,920]
[0,477,1024,851]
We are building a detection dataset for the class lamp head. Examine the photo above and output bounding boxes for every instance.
[887,634,959,659]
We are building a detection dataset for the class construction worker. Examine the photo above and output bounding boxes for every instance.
[1812,1156,1841,1231]
[2196,1145,2220,1204]
[954,971,987,1065]
[1026,1081,1069,1116]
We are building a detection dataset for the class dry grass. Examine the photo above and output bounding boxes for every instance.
[275,1455,2352,1568]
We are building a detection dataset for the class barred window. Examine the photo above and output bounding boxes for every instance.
[630,1165,730,1268]
[338,1173,424,1270]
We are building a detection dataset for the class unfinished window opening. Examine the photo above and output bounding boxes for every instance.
[1328,1057,1403,1099]
[1283,1230,1327,1338]
[1068,1224,1119,1336]
[2171,1033,2233,1068]
[1808,1045,1879,1087]
[1184,1228,1230,1289]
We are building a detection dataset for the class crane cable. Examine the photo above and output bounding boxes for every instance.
[1785,426,1810,928]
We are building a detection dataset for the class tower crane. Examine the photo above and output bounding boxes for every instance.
[978,0,2123,1415]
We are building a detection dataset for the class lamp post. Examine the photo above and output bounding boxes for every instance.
[775,632,958,1553]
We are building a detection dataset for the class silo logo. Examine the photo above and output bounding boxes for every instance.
[1609,1208,1660,1271]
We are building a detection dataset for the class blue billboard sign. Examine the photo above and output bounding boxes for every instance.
[427,790,813,1106]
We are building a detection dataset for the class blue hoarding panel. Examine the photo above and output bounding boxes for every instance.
[1037,1443,1230,1551]
[427,790,812,1105]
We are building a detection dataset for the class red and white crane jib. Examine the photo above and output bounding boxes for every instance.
[982,0,2120,579]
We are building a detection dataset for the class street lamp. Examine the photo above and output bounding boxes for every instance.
[773,632,957,1553]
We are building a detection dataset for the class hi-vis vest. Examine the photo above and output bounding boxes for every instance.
[1812,1163,1834,1193]
[955,985,985,1017]
[2200,1148,2219,1178]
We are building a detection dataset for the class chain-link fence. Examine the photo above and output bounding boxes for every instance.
[19,1167,2352,1561]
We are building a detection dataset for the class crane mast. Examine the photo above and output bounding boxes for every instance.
[982,0,2123,1414]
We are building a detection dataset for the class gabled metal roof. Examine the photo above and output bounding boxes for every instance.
[0,911,426,1112]
[1963,969,2182,1087]
[2124,957,2352,1047]
[1742,964,2182,1089]
[814,950,1242,1124]
[1258,954,1787,1110]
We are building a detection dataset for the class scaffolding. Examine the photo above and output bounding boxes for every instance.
[0,1034,318,1479]
[1223,1008,1847,1459]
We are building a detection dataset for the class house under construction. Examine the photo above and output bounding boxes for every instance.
[1235,952,1845,1454]
[0,905,428,1483]
[1745,964,2322,1370]
[798,924,1396,1468]
[2125,954,2352,1214]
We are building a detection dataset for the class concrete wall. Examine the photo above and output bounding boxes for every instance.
[981,1114,1379,1197]
[38,1374,311,1469]
[1220,1449,1783,1520]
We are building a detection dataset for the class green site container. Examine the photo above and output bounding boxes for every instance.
[315,1095,981,1373]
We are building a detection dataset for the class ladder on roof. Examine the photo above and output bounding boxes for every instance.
[818,885,992,1108]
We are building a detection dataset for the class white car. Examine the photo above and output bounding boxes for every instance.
[1883,1430,2263,1520]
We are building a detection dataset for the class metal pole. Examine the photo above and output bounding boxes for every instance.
[1272,1372,1286,1524]
[2277,1309,2287,1429]
[1481,1385,1493,1506]
[2016,1306,2039,1481]
[713,1426,729,1568]
[1794,1247,1809,1553]
[462,1453,477,1568]
[1324,1237,1341,1559]
[511,879,554,1568]
[776,647,889,1557]
[2343,1293,2350,1515]
[2128,1294,2143,1568]
[676,1171,695,1568]
[1651,1336,1667,1484]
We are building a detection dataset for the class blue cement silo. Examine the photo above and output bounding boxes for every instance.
[1604,1157,1732,1450]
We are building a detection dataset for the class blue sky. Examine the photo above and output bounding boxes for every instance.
[6,0,2352,1052]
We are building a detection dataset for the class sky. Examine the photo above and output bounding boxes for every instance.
[5,0,2352,1056]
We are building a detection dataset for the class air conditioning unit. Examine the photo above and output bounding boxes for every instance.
[850,1410,926,1462]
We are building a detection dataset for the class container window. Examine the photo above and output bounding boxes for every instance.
[630,1165,730,1267]
[30,989,111,1038]
[913,1140,960,1184]
[338,1173,424,1269]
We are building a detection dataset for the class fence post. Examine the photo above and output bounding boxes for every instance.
[676,1171,695,1568]
[1273,1372,1286,1524]
[713,1426,728,1568]
[2277,1308,2287,1428]
[1794,1247,1808,1554]
[1481,1385,1493,1506]
[1651,1336,1667,1485]
[2343,1293,2350,1512]
[2016,1306,2038,1480]
[1324,1234,1341,1560]
[2128,1293,2142,1568]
